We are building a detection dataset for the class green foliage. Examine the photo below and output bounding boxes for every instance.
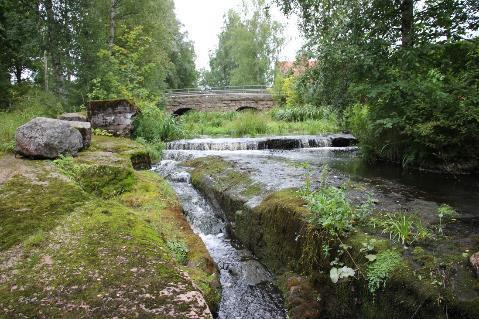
[437,204,457,234]
[377,214,433,245]
[178,110,340,138]
[89,26,162,102]
[0,89,65,153]
[227,111,268,137]
[271,105,336,122]
[133,107,183,142]
[167,239,189,265]
[203,0,284,86]
[304,186,354,237]
[367,249,403,293]
[92,128,113,137]
[276,0,479,172]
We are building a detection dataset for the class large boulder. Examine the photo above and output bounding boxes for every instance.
[60,120,92,149]
[15,117,83,159]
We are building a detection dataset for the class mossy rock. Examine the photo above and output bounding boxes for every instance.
[187,156,479,319]
[0,136,219,317]
[76,164,136,199]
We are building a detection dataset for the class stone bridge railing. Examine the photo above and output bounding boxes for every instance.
[165,86,275,115]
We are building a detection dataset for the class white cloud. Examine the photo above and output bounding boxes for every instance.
[174,0,304,70]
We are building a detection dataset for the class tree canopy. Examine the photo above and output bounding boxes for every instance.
[0,0,197,107]
[203,0,284,87]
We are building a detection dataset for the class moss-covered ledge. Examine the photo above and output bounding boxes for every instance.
[186,156,479,319]
[0,136,220,318]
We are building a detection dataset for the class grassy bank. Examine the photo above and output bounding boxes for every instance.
[179,108,340,138]
[0,136,220,317]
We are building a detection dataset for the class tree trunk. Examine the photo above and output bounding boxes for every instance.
[108,0,117,52]
[44,50,48,92]
[44,0,65,96]
[400,0,414,47]
[14,65,22,84]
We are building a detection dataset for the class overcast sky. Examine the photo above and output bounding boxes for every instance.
[173,0,304,70]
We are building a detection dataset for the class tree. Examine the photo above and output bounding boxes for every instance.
[203,0,284,87]
[275,0,479,171]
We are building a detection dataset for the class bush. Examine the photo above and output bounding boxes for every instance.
[133,107,183,142]
[349,41,479,172]
[271,105,335,122]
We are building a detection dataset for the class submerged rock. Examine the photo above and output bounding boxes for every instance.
[170,171,191,183]
[15,117,83,159]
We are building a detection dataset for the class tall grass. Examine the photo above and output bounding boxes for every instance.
[0,89,65,153]
[178,109,340,138]
[226,112,269,137]
[271,105,334,122]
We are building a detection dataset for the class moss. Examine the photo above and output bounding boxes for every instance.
[120,171,221,312]
[76,164,136,198]
[0,136,218,318]
[0,176,88,251]
[188,159,479,318]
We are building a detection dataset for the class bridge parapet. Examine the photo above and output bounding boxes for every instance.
[165,86,275,115]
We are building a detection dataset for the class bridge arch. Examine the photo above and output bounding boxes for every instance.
[165,86,274,114]
[236,106,258,112]
[172,108,193,116]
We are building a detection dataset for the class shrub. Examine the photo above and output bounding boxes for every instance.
[271,105,334,122]
[304,186,355,237]
[134,107,183,142]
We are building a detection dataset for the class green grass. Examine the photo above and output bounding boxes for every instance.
[179,109,340,138]
[0,89,65,153]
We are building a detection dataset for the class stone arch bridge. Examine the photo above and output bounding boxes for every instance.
[165,86,275,116]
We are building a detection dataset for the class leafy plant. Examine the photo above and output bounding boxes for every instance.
[93,128,113,137]
[167,239,189,265]
[437,204,457,234]
[226,111,268,137]
[133,106,183,142]
[330,266,356,283]
[367,250,403,293]
[378,214,433,245]
[304,186,354,237]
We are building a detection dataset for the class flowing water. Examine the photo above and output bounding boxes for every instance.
[154,161,287,319]
[156,135,479,318]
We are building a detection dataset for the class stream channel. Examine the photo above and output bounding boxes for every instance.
[154,135,479,319]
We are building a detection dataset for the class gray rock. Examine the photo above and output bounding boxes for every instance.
[15,117,83,159]
[60,120,92,149]
[170,171,191,183]
[88,99,139,137]
[58,113,88,122]
[470,252,479,277]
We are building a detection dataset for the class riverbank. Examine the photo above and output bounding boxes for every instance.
[0,136,220,318]
[164,143,479,318]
